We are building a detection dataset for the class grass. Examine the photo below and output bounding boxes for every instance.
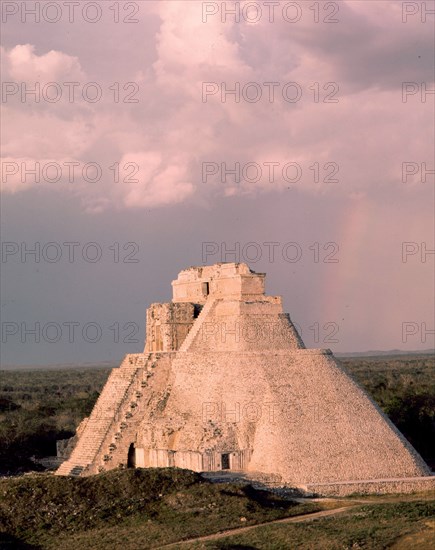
[179,500,435,550]
[0,469,433,549]
[341,355,435,469]
[0,468,321,549]
[0,367,110,474]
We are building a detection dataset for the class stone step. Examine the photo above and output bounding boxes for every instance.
[56,462,83,475]
[56,353,156,477]
[56,363,142,476]
[98,369,157,461]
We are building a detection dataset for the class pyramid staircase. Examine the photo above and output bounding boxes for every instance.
[96,353,164,471]
[56,354,149,476]
[179,298,216,351]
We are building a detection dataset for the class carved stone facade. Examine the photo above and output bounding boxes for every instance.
[144,302,196,352]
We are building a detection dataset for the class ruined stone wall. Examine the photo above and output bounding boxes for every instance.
[134,448,252,471]
[304,476,435,497]
[144,303,195,352]
[172,263,266,303]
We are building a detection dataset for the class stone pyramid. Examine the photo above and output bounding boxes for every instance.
[56,263,433,495]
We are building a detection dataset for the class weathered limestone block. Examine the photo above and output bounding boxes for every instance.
[144,302,195,352]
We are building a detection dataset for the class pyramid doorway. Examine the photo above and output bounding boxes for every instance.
[221,453,230,470]
[127,443,136,468]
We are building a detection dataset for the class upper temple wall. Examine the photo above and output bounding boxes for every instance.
[144,302,195,352]
[171,263,267,304]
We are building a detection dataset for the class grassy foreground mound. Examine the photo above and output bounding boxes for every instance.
[0,467,319,549]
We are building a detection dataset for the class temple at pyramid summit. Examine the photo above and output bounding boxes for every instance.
[56,263,433,495]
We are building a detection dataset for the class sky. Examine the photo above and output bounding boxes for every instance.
[1,0,434,365]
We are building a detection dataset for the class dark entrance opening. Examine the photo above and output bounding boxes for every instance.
[202,282,210,296]
[221,453,230,470]
[127,443,136,468]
